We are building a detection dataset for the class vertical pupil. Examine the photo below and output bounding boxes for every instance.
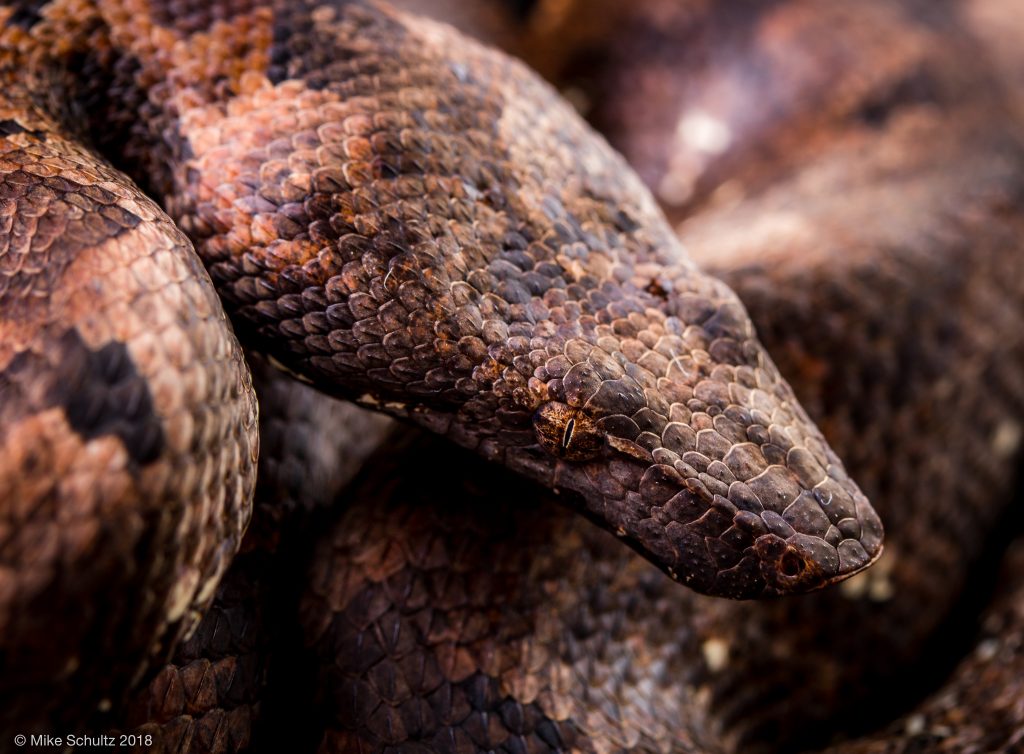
[562,417,576,449]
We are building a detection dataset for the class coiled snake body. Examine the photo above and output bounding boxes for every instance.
[1,0,1022,751]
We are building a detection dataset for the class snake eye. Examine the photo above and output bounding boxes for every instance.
[532,401,604,461]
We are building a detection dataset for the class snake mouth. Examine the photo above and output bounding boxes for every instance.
[823,539,885,585]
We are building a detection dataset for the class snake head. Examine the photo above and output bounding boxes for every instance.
[512,278,883,599]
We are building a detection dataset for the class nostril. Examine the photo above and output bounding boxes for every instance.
[780,551,805,577]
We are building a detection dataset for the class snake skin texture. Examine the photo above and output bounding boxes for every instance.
[117,544,273,754]
[114,359,393,754]
[241,356,394,553]
[0,0,883,598]
[0,68,259,744]
[294,436,1017,754]
[294,210,1024,748]
[3,0,1024,751]
[301,436,725,754]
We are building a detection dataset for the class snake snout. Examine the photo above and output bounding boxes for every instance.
[728,467,884,596]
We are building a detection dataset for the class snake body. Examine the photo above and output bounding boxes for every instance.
[108,3,1024,752]
[186,1,1024,752]
[589,1,1024,733]
[0,54,259,740]
[1,0,1023,750]
[0,0,889,735]
[116,359,392,752]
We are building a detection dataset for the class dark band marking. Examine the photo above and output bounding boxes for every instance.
[0,119,47,139]
[57,332,165,465]
[0,119,27,135]
[0,330,165,466]
[267,2,405,89]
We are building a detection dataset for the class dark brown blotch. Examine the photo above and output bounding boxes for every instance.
[60,335,164,465]
[2,0,45,29]
[0,119,28,136]
[0,329,167,466]
[645,278,669,300]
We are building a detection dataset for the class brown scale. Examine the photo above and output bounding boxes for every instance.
[0,0,883,604]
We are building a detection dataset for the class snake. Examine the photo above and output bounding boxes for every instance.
[0,0,1022,750]
[108,2,1024,753]
[115,358,394,753]
[0,0,892,735]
